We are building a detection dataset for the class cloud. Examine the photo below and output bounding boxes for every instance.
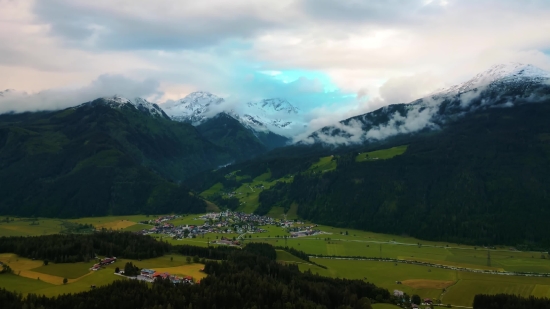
[32,0,294,51]
[2,0,550,140]
[0,74,162,114]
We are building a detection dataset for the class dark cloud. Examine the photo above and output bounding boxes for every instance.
[296,0,442,26]
[32,0,283,51]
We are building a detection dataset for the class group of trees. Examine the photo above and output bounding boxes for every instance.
[473,294,550,309]
[123,262,141,277]
[0,232,171,263]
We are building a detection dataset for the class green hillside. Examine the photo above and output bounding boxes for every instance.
[196,113,268,160]
[255,102,550,248]
[190,102,550,249]
[0,102,229,217]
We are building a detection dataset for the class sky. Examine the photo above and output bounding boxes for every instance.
[1,0,550,135]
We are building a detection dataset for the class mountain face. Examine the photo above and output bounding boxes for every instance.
[0,100,235,217]
[83,96,170,119]
[196,113,268,161]
[161,91,295,146]
[162,91,225,124]
[305,63,550,146]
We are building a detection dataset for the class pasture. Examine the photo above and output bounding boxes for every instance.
[69,215,150,228]
[356,145,408,162]
[32,262,91,279]
[0,217,64,236]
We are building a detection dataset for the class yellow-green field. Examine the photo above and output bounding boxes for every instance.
[356,145,408,162]
[0,253,205,296]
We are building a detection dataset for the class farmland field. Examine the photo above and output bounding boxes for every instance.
[0,253,205,296]
[32,262,91,279]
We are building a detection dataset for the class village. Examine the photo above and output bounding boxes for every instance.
[135,211,326,242]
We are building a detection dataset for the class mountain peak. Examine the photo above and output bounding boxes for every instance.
[80,96,168,118]
[248,98,300,114]
[434,63,550,97]
[162,91,225,124]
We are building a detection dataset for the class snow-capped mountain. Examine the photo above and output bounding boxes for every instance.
[162,91,225,124]
[304,63,550,146]
[432,63,550,98]
[80,95,169,118]
[161,91,301,136]
[237,98,301,131]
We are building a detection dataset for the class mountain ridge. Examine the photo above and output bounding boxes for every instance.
[303,63,550,146]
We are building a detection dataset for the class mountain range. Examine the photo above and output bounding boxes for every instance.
[305,63,550,145]
[2,62,550,248]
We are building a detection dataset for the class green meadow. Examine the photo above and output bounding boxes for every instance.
[32,262,92,279]
[308,155,337,173]
[0,217,65,236]
[356,145,408,162]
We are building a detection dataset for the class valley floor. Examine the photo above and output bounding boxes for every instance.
[1,213,550,307]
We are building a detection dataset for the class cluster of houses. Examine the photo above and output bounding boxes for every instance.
[90,257,117,271]
[133,211,325,240]
[140,215,180,225]
[287,225,323,238]
[137,268,195,284]
[393,290,434,307]
[212,236,241,247]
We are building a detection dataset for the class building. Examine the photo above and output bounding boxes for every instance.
[100,257,117,266]
[141,269,155,278]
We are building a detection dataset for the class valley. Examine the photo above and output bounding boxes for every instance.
[2,212,549,307]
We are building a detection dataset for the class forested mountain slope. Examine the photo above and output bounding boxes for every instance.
[0,99,231,217]
[258,102,550,248]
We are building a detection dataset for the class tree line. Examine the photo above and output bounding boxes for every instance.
[473,294,550,309]
[0,232,171,263]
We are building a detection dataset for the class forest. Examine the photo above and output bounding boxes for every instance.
[0,232,172,262]
[473,294,550,309]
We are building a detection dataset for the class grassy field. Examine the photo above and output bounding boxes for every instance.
[69,215,150,228]
[123,223,154,232]
[295,257,550,307]
[372,304,402,309]
[32,262,92,279]
[0,218,64,236]
[356,145,408,162]
[276,250,309,264]
[308,156,337,173]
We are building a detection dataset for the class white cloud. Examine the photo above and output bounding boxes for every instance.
[1,0,550,139]
[0,74,162,114]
